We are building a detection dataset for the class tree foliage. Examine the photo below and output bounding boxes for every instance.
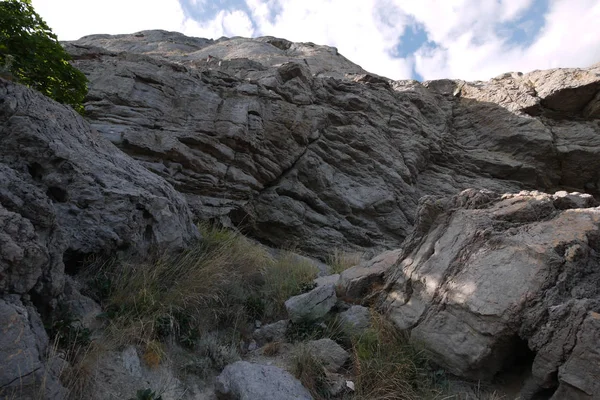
[0,0,87,113]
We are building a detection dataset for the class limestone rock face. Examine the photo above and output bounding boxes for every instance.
[215,361,313,400]
[0,79,198,300]
[65,31,600,258]
[0,297,68,400]
[381,189,600,397]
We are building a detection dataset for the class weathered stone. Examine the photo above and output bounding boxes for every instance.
[215,361,313,400]
[304,339,349,372]
[285,284,336,322]
[338,305,371,336]
[382,189,600,398]
[253,319,289,345]
[63,32,600,259]
[314,274,339,287]
[61,276,102,330]
[80,345,204,400]
[0,297,68,400]
[550,312,600,399]
[337,249,401,302]
[0,78,198,301]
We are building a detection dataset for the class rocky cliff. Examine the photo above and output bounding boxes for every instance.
[64,30,600,258]
[1,29,599,399]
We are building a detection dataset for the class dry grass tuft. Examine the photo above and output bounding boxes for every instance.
[80,223,319,350]
[350,312,442,400]
[262,341,282,356]
[260,251,319,319]
[291,345,331,400]
[88,224,271,347]
[328,248,363,274]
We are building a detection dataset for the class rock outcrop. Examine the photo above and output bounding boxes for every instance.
[1,29,599,399]
[64,31,600,258]
[0,78,198,397]
[0,78,198,299]
[381,189,600,399]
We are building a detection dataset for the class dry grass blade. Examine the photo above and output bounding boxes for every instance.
[328,248,363,274]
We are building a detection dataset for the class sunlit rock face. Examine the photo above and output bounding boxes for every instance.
[382,189,600,398]
[66,31,600,258]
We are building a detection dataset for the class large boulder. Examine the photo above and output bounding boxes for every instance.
[0,78,198,301]
[381,189,600,398]
[215,361,313,400]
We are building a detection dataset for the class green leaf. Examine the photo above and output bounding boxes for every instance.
[0,0,88,113]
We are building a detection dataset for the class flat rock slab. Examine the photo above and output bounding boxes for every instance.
[305,339,349,373]
[285,283,336,322]
[215,361,313,400]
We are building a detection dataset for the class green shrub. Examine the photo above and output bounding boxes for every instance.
[0,0,88,113]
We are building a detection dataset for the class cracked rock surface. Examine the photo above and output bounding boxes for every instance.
[381,189,600,399]
[66,32,600,258]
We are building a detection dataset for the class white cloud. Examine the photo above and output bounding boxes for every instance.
[29,0,600,81]
[183,9,255,38]
[246,0,414,79]
[398,0,600,80]
[31,0,188,40]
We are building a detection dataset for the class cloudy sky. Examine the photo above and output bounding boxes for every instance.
[31,0,600,81]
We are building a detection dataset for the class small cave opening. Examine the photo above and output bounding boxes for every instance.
[144,225,154,242]
[28,162,44,181]
[63,249,92,276]
[46,186,68,203]
[492,337,557,400]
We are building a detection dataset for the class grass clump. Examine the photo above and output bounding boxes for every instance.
[286,315,348,345]
[328,249,363,274]
[351,313,441,400]
[291,345,332,400]
[261,251,319,318]
[83,224,319,351]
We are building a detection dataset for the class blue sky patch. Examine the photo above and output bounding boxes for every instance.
[179,0,253,25]
[395,21,437,58]
[497,0,549,47]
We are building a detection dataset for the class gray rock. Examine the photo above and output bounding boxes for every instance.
[382,189,600,395]
[550,312,600,399]
[0,298,68,400]
[253,319,289,345]
[285,284,336,322]
[338,249,401,302]
[305,339,349,372]
[64,32,600,260]
[314,274,339,287]
[338,305,371,336]
[82,345,192,400]
[61,276,102,329]
[215,361,313,400]
[0,78,198,301]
